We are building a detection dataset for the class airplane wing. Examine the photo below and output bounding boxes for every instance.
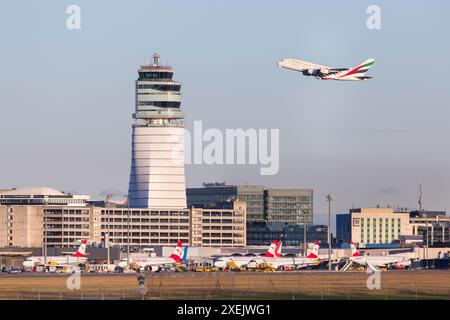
[297,61,348,77]
[292,59,331,69]
[293,61,351,73]
[329,68,349,71]
[366,263,379,273]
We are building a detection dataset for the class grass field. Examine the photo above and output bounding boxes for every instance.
[0,270,449,300]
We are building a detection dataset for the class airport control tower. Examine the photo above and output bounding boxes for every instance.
[128,53,187,208]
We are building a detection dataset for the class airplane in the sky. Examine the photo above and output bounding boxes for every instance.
[213,240,282,270]
[23,239,88,268]
[348,241,411,271]
[117,240,184,271]
[246,241,321,270]
[278,57,375,81]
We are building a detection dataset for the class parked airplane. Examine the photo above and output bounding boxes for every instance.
[23,240,88,268]
[278,57,375,81]
[117,240,183,271]
[246,241,321,270]
[349,241,411,271]
[214,241,283,269]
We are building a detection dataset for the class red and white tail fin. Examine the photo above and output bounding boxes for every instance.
[73,239,87,257]
[306,241,320,259]
[169,240,183,263]
[265,240,278,257]
[350,241,360,257]
[274,241,282,257]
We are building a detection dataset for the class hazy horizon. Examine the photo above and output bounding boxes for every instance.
[1,1,450,228]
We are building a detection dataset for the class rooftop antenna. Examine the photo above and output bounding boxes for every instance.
[418,184,424,212]
[152,52,160,67]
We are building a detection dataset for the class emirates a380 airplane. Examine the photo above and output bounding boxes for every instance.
[278,57,375,81]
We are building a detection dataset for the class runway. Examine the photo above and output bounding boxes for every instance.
[0,270,448,300]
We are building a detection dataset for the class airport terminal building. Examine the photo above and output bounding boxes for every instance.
[0,187,246,248]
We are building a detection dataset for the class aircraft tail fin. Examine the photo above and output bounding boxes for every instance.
[351,58,375,76]
[350,241,361,257]
[339,58,375,78]
[170,240,183,263]
[73,239,87,257]
[306,241,320,259]
[275,241,282,257]
[181,246,188,263]
[265,240,278,257]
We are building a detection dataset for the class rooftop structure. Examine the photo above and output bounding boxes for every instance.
[0,187,90,206]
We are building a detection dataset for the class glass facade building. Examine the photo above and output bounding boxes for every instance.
[187,184,313,245]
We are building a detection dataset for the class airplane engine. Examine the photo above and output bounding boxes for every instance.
[320,68,329,74]
[302,68,315,76]
[150,265,160,272]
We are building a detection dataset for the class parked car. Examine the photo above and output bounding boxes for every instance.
[7,267,23,274]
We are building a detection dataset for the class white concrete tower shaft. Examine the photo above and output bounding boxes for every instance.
[128,53,187,208]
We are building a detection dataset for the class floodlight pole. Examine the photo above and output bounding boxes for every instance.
[326,194,332,271]
[303,211,307,256]
[43,200,48,271]
[106,194,112,265]
[125,194,130,268]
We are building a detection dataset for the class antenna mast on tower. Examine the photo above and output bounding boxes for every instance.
[152,52,160,66]
[418,184,424,212]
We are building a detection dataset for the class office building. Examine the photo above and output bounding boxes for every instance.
[336,207,450,245]
[190,201,246,247]
[409,211,449,245]
[187,183,265,221]
[0,187,91,247]
[265,189,313,224]
[187,184,312,224]
[336,208,411,245]
[0,205,43,247]
[187,184,313,245]
[246,222,328,246]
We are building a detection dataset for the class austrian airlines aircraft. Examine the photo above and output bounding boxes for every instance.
[213,240,282,269]
[246,241,321,270]
[349,241,411,271]
[23,240,88,268]
[278,57,375,81]
[117,240,184,271]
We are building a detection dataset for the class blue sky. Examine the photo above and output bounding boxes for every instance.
[1,1,449,226]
